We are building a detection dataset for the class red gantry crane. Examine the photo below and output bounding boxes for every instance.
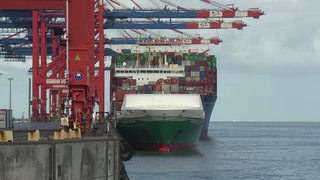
[0,0,105,130]
[0,0,263,131]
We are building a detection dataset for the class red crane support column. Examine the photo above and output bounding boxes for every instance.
[67,0,95,129]
[95,2,105,118]
[40,21,48,120]
[32,10,40,121]
[51,90,57,116]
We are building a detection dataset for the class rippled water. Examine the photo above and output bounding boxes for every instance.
[124,122,320,180]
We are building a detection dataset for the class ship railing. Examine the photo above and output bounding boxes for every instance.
[114,65,185,76]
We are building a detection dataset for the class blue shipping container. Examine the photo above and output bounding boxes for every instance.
[176,60,182,66]
[121,49,131,53]
[185,66,191,72]
[200,71,205,80]
[144,85,153,94]
[179,77,186,81]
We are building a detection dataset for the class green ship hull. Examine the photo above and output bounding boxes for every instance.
[117,116,204,152]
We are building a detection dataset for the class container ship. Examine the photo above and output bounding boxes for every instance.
[110,38,217,151]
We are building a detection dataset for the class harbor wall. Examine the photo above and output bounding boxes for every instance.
[0,136,120,180]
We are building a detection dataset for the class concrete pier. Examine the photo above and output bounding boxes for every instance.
[0,136,120,180]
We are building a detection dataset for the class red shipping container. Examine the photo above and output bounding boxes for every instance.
[203,65,208,71]
[157,78,165,83]
[177,55,183,60]
[153,84,162,91]
[208,70,215,75]
[212,68,217,73]
[128,90,137,94]
[122,78,129,84]
[116,91,125,101]
[117,78,123,85]
[115,101,122,110]
[129,79,137,86]
[164,79,171,84]
[171,78,179,84]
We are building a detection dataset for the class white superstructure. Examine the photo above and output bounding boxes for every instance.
[110,44,209,54]
[117,94,205,119]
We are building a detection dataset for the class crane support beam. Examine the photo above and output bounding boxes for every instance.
[105,20,246,30]
[0,47,114,56]
[0,19,246,30]
[0,8,263,19]
[0,0,65,10]
[0,39,39,44]
[106,37,222,45]
[0,10,31,17]
[105,9,264,19]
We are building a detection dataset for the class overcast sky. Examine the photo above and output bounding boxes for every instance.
[0,0,319,122]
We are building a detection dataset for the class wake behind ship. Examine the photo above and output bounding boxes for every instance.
[111,39,217,151]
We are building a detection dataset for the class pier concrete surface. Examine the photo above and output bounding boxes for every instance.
[0,136,120,180]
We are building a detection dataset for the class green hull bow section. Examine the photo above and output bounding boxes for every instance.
[117,116,204,151]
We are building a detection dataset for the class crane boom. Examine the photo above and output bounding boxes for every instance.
[106,20,247,30]
[106,36,222,45]
[105,8,264,19]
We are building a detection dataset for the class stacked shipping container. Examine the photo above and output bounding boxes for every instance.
[112,52,217,110]
[0,109,13,129]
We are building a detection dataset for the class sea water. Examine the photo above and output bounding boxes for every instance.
[124,122,320,180]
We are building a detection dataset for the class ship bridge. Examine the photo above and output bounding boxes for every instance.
[115,65,184,86]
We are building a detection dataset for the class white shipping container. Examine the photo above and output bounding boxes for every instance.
[171,84,180,92]
[163,85,171,94]
[191,71,200,77]
[0,114,5,128]
[183,60,191,66]
[0,109,12,129]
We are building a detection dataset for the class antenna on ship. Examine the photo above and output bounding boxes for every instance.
[135,53,139,68]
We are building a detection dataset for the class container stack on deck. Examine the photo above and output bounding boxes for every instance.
[112,52,217,111]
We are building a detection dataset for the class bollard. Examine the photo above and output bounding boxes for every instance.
[0,130,13,142]
[28,130,40,141]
